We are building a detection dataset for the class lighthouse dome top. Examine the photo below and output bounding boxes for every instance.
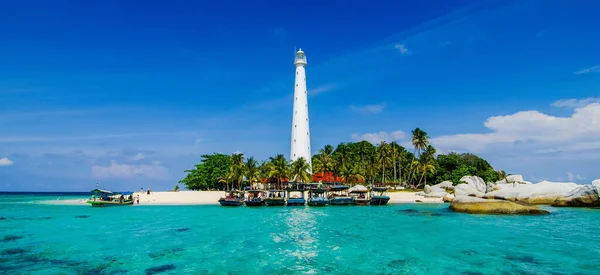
[294,48,307,66]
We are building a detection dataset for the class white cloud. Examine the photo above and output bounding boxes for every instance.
[0,158,14,166]
[308,83,339,96]
[91,160,168,179]
[573,65,600,75]
[551,97,600,108]
[131,153,145,161]
[394,44,409,54]
[351,130,406,144]
[430,102,600,153]
[349,103,386,114]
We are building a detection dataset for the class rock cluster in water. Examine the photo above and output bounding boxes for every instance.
[449,196,550,215]
[418,175,600,214]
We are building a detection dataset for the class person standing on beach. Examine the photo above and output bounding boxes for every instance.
[136,194,140,204]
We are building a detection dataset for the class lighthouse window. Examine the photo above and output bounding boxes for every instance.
[294,125,296,128]
[296,84,298,87]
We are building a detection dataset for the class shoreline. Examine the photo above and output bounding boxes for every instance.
[43,190,443,206]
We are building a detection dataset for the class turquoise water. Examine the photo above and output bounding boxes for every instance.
[1,193,600,274]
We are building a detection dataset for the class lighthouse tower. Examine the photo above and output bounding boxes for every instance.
[290,49,312,173]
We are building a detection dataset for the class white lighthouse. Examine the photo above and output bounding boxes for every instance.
[290,49,312,173]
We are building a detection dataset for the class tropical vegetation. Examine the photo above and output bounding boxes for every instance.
[179,128,506,190]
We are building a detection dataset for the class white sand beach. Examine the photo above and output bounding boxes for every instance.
[51,190,442,205]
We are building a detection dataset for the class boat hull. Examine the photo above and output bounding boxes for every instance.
[308,197,328,206]
[265,199,286,206]
[352,199,370,206]
[370,196,390,205]
[219,199,244,206]
[87,200,133,207]
[287,198,306,206]
[245,200,265,207]
[329,197,353,205]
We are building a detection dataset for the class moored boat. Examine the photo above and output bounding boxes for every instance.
[218,190,245,206]
[349,185,370,205]
[265,190,286,206]
[370,187,391,205]
[286,189,306,206]
[245,190,266,206]
[307,188,328,206]
[86,189,134,207]
[328,186,353,205]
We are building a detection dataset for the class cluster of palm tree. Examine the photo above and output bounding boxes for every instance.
[311,128,435,188]
[181,127,505,191]
[218,153,312,190]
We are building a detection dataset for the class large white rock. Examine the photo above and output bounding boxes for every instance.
[496,175,530,185]
[506,174,524,183]
[422,184,448,198]
[484,181,579,204]
[593,179,600,195]
[552,185,600,207]
[454,176,487,197]
[436,181,454,190]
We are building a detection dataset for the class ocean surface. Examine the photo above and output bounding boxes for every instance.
[1,193,599,275]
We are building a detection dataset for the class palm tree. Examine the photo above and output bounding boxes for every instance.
[410,160,421,188]
[420,162,436,187]
[230,153,245,190]
[390,141,398,185]
[290,157,311,183]
[269,154,289,189]
[408,128,429,186]
[317,144,335,183]
[376,141,390,185]
[244,157,260,188]
[218,172,234,191]
[417,145,436,187]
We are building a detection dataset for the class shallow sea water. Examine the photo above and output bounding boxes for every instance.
[1,193,599,274]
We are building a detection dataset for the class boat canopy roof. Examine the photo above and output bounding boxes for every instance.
[91,189,113,194]
[349,185,368,193]
[310,188,327,193]
[329,186,349,191]
[372,187,389,192]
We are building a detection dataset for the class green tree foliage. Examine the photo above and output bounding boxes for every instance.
[179,153,231,190]
[433,153,501,184]
[180,128,507,189]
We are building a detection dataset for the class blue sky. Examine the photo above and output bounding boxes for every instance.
[1,0,600,191]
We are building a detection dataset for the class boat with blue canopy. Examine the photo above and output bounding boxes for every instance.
[328,186,353,205]
[286,189,306,206]
[307,188,328,206]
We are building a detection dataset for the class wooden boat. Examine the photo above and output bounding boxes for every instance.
[328,186,353,205]
[86,189,134,207]
[307,188,328,206]
[370,187,391,205]
[244,190,266,206]
[349,185,370,206]
[286,189,306,206]
[218,190,245,206]
[265,190,286,206]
